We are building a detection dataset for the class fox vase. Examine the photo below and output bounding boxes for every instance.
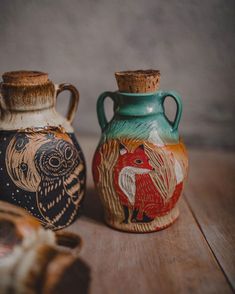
[92,70,188,232]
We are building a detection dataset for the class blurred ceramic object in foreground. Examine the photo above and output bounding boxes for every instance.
[0,201,90,294]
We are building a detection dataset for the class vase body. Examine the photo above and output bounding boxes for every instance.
[0,71,86,230]
[93,71,188,232]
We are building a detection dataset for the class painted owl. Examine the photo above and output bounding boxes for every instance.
[5,129,85,229]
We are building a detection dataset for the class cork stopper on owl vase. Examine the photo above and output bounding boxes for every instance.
[115,69,160,93]
[2,70,49,85]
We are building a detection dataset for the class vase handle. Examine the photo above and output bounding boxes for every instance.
[159,91,183,132]
[97,91,116,132]
[55,231,82,253]
[56,83,80,124]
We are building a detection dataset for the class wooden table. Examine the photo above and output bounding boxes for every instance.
[67,137,235,294]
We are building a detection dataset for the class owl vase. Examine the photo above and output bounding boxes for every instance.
[92,70,188,232]
[0,71,86,230]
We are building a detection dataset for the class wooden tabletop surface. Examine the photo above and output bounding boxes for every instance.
[66,137,235,294]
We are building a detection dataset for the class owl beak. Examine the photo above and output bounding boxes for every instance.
[62,161,68,168]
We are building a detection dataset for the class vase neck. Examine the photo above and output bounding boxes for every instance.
[0,81,56,112]
[114,91,163,117]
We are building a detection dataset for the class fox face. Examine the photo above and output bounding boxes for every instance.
[117,143,153,171]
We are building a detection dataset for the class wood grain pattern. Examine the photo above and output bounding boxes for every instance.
[184,149,235,290]
[60,137,234,294]
[68,192,231,294]
[93,138,186,232]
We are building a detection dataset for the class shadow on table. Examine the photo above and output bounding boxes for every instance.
[52,258,91,294]
[82,187,104,225]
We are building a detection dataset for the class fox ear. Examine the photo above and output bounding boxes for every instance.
[136,144,145,151]
[119,143,127,155]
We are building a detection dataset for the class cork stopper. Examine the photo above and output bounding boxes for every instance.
[115,70,160,93]
[2,70,49,85]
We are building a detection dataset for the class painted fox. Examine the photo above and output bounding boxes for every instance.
[113,143,183,223]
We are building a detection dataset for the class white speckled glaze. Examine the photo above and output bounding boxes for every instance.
[0,82,75,132]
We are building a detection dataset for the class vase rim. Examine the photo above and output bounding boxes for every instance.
[115,69,160,77]
[2,70,49,85]
[117,90,159,96]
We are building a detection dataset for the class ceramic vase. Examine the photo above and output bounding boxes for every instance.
[0,71,86,230]
[92,70,188,232]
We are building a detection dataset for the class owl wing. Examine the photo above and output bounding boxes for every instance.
[36,178,78,229]
[63,163,85,206]
[118,169,136,205]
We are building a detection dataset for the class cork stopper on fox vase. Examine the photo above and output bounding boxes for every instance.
[2,70,49,85]
[115,70,160,93]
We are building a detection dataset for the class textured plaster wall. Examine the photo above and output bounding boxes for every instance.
[0,0,234,148]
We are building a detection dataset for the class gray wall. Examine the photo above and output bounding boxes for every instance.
[0,0,234,149]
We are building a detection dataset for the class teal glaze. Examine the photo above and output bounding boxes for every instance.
[97,90,183,145]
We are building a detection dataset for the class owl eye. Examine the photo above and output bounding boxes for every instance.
[17,139,24,148]
[135,159,143,164]
[65,146,73,160]
[20,163,28,172]
[15,135,29,151]
[49,157,61,168]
